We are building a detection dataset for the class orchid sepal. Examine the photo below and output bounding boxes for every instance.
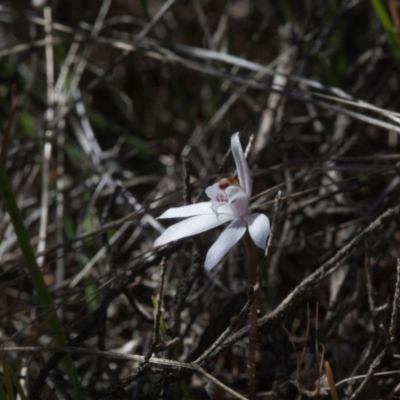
[231,132,252,197]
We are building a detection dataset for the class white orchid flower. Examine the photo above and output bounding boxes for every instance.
[154,133,270,271]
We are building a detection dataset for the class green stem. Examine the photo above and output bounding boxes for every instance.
[243,232,259,400]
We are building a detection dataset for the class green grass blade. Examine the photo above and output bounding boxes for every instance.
[0,385,8,400]
[370,0,400,56]
[139,0,151,21]
[3,360,14,400]
[0,160,83,399]
[180,379,190,400]
[371,0,395,31]
[5,360,28,400]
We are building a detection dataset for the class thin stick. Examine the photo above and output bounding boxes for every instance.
[37,5,54,268]
[389,258,400,343]
[147,257,168,359]
[263,191,281,274]
[2,346,249,400]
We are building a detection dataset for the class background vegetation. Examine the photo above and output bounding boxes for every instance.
[1,0,400,398]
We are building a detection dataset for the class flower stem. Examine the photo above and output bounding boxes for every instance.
[243,231,259,400]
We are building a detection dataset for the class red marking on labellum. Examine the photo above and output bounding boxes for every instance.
[218,177,238,190]
[216,193,228,203]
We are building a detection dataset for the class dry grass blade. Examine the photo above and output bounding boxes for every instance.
[325,361,339,400]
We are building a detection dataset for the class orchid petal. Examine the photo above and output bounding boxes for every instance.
[158,202,213,219]
[244,213,270,249]
[205,182,224,202]
[154,213,235,247]
[204,219,247,271]
[215,204,235,215]
[231,132,252,197]
[205,183,228,213]
[226,186,249,217]
[205,182,221,201]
